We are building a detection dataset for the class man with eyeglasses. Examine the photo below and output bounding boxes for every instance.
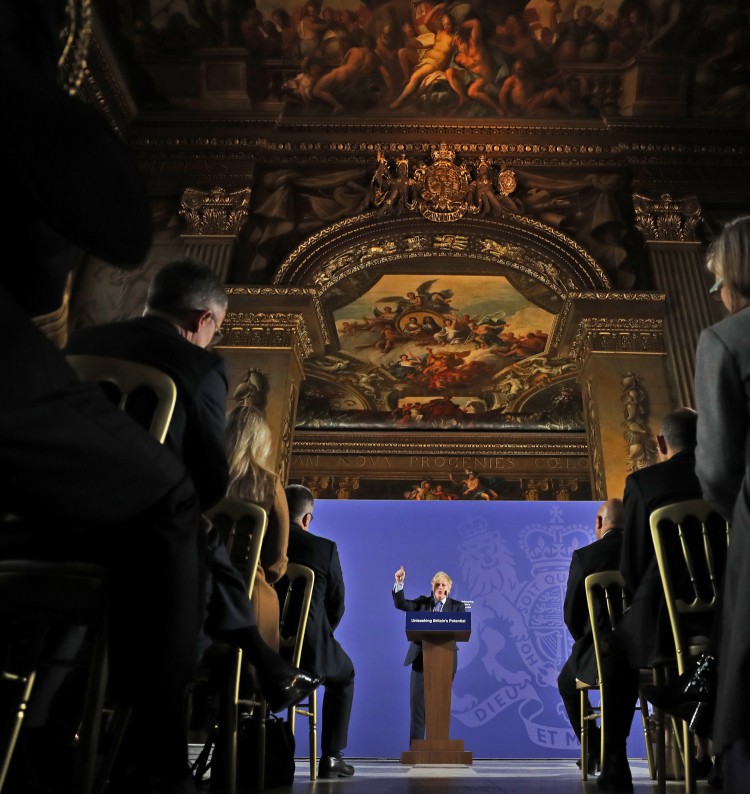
[67,258,230,502]
[67,259,321,735]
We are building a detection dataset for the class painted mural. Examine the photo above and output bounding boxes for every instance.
[120,1,749,120]
[296,273,583,431]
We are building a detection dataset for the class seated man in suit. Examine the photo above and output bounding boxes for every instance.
[282,484,356,779]
[392,566,465,742]
[66,259,321,715]
[558,498,625,774]
[598,408,707,792]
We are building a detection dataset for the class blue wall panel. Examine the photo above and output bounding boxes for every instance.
[312,499,648,760]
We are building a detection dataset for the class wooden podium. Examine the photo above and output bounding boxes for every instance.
[401,613,472,765]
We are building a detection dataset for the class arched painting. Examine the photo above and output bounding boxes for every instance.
[297,272,582,431]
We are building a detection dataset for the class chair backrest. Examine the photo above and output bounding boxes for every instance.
[649,498,730,672]
[278,563,315,669]
[584,570,629,686]
[65,354,177,444]
[206,498,268,596]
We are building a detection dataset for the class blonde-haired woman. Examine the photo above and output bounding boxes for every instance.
[226,404,290,651]
[694,215,750,788]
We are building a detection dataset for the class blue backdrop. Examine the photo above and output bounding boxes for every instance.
[312,499,648,760]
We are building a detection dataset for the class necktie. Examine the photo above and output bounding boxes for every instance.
[434,601,443,612]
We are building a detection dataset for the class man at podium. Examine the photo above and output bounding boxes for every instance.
[392,566,466,741]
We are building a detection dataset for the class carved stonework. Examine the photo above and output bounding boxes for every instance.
[571,317,664,360]
[179,186,252,235]
[278,382,296,485]
[413,144,472,222]
[632,193,702,242]
[301,477,330,499]
[334,477,360,499]
[222,311,313,360]
[368,145,520,224]
[586,378,606,500]
[554,479,579,501]
[522,478,550,500]
[621,372,659,472]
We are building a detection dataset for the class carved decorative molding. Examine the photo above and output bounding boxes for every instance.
[221,311,313,359]
[621,371,659,472]
[521,478,550,500]
[179,186,252,235]
[300,476,331,498]
[278,382,296,486]
[570,317,664,360]
[334,477,360,499]
[292,431,588,457]
[554,478,580,500]
[369,144,519,223]
[585,378,606,499]
[224,285,331,347]
[632,192,702,242]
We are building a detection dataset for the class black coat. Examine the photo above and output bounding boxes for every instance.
[617,450,702,668]
[563,528,623,684]
[285,524,351,679]
[66,315,229,510]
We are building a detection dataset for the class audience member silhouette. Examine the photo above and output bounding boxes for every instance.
[0,6,204,792]
[226,403,290,652]
[694,215,750,790]
[67,260,321,718]
[558,499,625,774]
[282,484,356,779]
[600,409,705,792]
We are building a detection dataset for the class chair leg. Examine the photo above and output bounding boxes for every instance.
[309,690,317,782]
[638,689,656,780]
[93,705,131,794]
[0,669,37,794]
[653,666,667,794]
[73,629,109,794]
[220,647,243,794]
[579,690,588,781]
[683,719,695,794]
[255,701,267,793]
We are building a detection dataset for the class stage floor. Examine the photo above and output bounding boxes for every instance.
[190,751,702,793]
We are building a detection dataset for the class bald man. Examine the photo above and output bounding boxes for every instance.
[558,498,625,774]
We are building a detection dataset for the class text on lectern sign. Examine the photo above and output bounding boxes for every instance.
[406,612,471,642]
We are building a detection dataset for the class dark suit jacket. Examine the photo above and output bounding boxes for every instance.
[392,590,465,669]
[617,449,702,667]
[66,315,229,510]
[284,524,350,679]
[563,528,623,684]
[695,308,750,749]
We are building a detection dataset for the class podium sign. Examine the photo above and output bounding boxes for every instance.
[405,613,470,640]
[401,611,472,766]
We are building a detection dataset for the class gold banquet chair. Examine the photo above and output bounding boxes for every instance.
[191,497,267,794]
[278,563,316,781]
[0,355,176,794]
[581,571,655,782]
[650,498,730,794]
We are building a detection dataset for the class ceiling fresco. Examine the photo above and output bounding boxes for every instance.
[114,1,748,121]
[296,272,582,432]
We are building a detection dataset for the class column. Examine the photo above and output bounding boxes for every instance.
[633,193,713,407]
[218,288,326,485]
